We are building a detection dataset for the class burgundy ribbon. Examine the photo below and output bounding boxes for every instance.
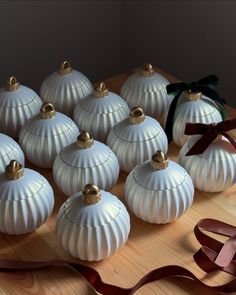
[184,118,236,156]
[2,218,236,293]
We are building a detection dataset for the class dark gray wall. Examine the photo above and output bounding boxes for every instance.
[0,1,235,107]
[121,0,236,107]
[0,0,122,92]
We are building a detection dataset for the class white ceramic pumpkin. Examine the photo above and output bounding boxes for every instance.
[56,184,130,261]
[73,82,130,142]
[19,102,79,168]
[120,63,173,124]
[40,61,93,117]
[0,76,42,138]
[106,107,168,173]
[172,91,222,146]
[124,151,194,224]
[0,160,54,235]
[53,131,120,196]
[179,134,236,192]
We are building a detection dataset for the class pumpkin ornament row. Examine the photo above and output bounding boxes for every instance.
[0,62,227,151]
[0,62,233,265]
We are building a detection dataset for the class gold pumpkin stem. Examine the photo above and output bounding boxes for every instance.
[129,106,145,124]
[186,90,202,101]
[151,150,169,170]
[77,131,94,149]
[40,102,56,119]
[5,76,20,91]
[5,160,24,180]
[58,60,72,75]
[83,184,101,205]
[94,82,108,98]
[140,63,155,77]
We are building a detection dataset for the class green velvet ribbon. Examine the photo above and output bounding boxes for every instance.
[165,75,227,143]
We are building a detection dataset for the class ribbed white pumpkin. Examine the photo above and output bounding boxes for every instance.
[172,92,222,147]
[106,107,168,173]
[19,102,79,168]
[53,131,120,196]
[0,160,54,235]
[0,133,25,173]
[0,76,42,138]
[120,64,173,124]
[179,135,236,192]
[40,61,93,117]
[56,184,130,261]
[73,82,130,142]
[124,151,194,224]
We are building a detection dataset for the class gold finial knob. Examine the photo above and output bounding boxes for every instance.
[186,90,202,101]
[94,82,108,98]
[83,184,101,205]
[5,160,24,180]
[5,76,20,91]
[77,131,94,148]
[140,63,155,77]
[129,107,145,124]
[151,151,169,170]
[58,60,72,75]
[40,102,56,119]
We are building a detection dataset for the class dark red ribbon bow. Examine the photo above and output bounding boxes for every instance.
[184,118,236,156]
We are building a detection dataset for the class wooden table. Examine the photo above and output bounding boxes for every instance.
[1,68,236,295]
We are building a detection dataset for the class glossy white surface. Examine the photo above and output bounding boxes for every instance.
[106,115,168,172]
[0,85,42,138]
[19,112,79,168]
[120,72,173,123]
[40,69,93,117]
[53,140,120,195]
[179,135,236,192]
[173,95,222,146]
[0,168,54,234]
[56,190,130,261]
[0,133,25,173]
[73,91,130,142]
[124,159,194,224]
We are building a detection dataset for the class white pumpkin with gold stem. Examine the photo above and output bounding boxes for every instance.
[0,160,54,235]
[40,61,93,117]
[0,76,42,138]
[19,102,79,168]
[53,131,119,196]
[125,151,194,224]
[56,184,130,261]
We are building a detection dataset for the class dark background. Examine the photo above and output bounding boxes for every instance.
[0,1,235,107]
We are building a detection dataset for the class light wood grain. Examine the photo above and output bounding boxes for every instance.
[0,68,235,295]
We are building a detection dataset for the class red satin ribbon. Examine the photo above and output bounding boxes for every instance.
[184,118,236,156]
[1,219,236,293]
